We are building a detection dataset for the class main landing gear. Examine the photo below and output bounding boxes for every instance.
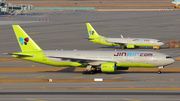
[122,45,127,49]
[82,65,101,74]
[158,66,163,74]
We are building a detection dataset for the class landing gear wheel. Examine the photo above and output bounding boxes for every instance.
[82,71,94,74]
[90,70,94,74]
[157,66,163,74]
[122,45,127,49]
[82,66,102,74]
[157,71,161,74]
[82,71,87,74]
[135,46,140,49]
[97,70,102,73]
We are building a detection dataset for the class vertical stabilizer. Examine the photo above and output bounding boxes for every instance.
[86,23,101,39]
[12,25,42,52]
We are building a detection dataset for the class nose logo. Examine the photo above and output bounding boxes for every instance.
[19,37,29,45]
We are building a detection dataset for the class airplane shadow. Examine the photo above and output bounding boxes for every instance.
[42,67,180,74]
[100,46,170,50]
[44,66,82,74]
[104,71,180,74]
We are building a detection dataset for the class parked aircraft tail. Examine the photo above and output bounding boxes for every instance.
[12,25,42,52]
[86,23,101,39]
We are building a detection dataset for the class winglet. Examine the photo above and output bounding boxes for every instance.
[12,25,42,52]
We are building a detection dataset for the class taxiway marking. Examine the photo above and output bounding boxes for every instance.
[0,76,7,78]
[173,19,180,21]
[84,86,91,89]
[40,87,47,89]
[123,99,141,101]
[74,76,83,79]
[36,76,45,78]
[112,76,121,79]
[127,86,134,88]
[27,32,39,34]
[31,65,35,67]
[26,98,45,101]
[170,86,177,88]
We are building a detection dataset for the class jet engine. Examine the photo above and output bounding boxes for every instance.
[126,44,135,48]
[100,62,116,72]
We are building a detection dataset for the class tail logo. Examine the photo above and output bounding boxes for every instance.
[89,30,94,35]
[19,37,29,45]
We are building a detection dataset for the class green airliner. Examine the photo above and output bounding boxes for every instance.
[7,25,174,74]
[86,23,164,49]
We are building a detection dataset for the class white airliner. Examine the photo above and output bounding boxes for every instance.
[86,23,164,49]
[7,25,174,74]
[172,0,180,6]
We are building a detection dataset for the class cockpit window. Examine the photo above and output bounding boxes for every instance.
[157,41,161,42]
[166,56,172,59]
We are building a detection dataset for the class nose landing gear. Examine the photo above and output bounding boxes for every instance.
[158,66,163,74]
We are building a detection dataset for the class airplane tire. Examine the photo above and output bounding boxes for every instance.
[122,45,127,49]
[157,71,161,74]
[90,71,94,74]
[82,71,87,74]
[98,70,102,73]
[82,71,94,74]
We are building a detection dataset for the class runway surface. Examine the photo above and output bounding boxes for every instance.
[0,90,180,101]
[1,11,180,100]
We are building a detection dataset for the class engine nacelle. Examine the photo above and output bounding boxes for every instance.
[101,62,116,72]
[126,44,135,48]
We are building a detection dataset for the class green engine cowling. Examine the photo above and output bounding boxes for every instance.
[126,44,135,48]
[101,62,116,72]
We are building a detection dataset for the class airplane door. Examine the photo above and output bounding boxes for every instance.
[128,39,131,43]
[76,54,81,58]
[126,56,134,62]
[126,56,130,61]
[153,55,158,61]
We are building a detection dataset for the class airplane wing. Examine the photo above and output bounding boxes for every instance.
[105,38,128,45]
[108,41,128,46]
[113,42,127,45]
[48,56,116,65]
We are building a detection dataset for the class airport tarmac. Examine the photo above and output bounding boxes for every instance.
[0,90,179,101]
[1,11,180,100]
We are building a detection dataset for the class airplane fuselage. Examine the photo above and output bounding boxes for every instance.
[90,36,164,47]
[13,50,174,68]
[106,38,164,47]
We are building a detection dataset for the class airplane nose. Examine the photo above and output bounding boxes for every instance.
[160,42,164,46]
[167,58,175,65]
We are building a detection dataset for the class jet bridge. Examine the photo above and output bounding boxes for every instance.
[0,0,34,15]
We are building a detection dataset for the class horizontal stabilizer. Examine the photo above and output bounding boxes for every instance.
[83,37,94,40]
[7,53,33,57]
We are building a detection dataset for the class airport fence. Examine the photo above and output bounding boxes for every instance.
[34,7,95,11]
